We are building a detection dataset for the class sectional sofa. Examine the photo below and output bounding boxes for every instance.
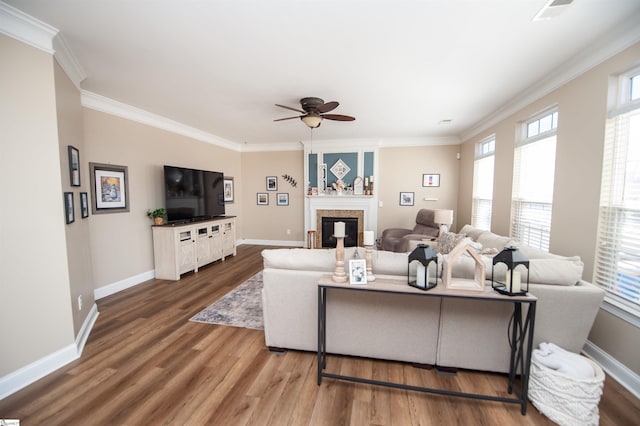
[261,225,605,373]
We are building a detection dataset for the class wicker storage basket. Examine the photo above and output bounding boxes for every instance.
[528,356,604,426]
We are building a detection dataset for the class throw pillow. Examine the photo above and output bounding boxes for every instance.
[436,232,466,254]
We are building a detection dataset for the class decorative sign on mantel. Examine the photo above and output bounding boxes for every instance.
[330,159,351,180]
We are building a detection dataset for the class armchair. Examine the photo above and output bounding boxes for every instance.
[380,209,440,252]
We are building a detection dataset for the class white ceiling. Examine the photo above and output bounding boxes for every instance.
[5,0,640,149]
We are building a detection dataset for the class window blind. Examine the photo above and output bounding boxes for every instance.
[511,135,556,251]
[595,109,640,315]
[472,154,494,231]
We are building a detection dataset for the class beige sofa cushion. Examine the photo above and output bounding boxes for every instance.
[262,247,363,271]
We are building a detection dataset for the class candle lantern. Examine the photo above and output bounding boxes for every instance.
[408,244,438,291]
[492,246,529,296]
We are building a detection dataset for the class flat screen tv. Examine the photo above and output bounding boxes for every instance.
[163,165,225,222]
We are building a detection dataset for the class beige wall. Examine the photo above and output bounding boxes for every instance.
[457,42,640,374]
[378,145,460,233]
[0,35,75,375]
[55,62,96,335]
[82,109,243,287]
[241,151,304,243]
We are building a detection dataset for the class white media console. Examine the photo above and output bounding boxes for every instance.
[152,216,236,280]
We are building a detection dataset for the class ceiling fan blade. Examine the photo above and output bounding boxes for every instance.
[316,101,339,113]
[273,116,302,122]
[321,114,356,121]
[275,104,305,114]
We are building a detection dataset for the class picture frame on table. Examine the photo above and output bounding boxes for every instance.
[266,176,277,191]
[68,145,81,187]
[64,192,74,224]
[399,192,415,206]
[224,177,234,203]
[276,193,289,206]
[422,173,440,187]
[349,259,367,285]
[257,192,269,205]
[80,192,89,218]
[89,162,130,214]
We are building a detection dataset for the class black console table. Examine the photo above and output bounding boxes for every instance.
[317,276,537,415]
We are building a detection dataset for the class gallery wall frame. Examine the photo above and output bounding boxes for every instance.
[224,177,234,203]
[422,173,440,187]
[80,192,89,218]
[400,192,415,206]
[89,162,130,214]
[64,192,74,224]
[266,176,277,191]
[277,193,289,206]
[257,192,269,205]
[68,145,80,187]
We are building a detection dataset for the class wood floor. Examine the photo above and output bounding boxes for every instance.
[1,244,638,425]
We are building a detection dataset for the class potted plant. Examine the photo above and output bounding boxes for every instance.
[146,208,166,225]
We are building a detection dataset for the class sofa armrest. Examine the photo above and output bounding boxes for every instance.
[381,228,412,239]
[528,280,605,353]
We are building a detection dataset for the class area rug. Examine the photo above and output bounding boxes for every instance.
[189,271,263,330]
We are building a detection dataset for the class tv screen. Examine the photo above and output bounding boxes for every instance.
[164,165,225,222]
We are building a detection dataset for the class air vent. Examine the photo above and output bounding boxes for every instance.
[533,0,574,21]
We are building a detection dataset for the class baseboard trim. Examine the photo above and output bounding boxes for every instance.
[76,303,99,356]
[94,269,155,300]
[0,344,77,400]
[0,302,102,400]
[583,340,640,399]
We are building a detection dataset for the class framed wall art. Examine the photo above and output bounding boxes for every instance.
[422,173,440,187]
[400,192,415,206]
[64,192,74,224]
[89,162,130,214]
[68,145,80,186]
[277,193,289,206]
[80,192,89,218]
[224,177,234,203]
[266,176,277,191]
[257,192,269,205]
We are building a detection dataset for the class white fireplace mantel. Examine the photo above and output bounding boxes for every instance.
[305,195,378,246]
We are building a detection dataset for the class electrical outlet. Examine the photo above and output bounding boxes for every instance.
[77,295,83,311]
[287,229,292,235]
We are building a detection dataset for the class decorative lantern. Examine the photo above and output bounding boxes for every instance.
[408,244,438,291]
[492,246,529,296]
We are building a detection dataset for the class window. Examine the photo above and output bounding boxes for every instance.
[472,136,495,231]
[595,67,640,320]
[511,108,558,251]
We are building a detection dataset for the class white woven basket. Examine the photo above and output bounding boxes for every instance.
[528,356,605,426]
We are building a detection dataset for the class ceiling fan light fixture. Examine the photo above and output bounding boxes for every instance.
[301,115,322,128]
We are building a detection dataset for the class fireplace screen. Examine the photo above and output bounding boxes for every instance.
[321,217,358,248]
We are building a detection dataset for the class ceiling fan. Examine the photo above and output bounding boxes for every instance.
[274,97,355,128]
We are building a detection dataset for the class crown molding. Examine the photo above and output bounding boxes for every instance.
[53,33,86,89]
[460,10,640,143]
[0,2,85,88]
[81,90,242,152]
[0,1,57,53]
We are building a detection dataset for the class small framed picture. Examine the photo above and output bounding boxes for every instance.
[64,192,75,224]
[422,173,440,187]
[400,192,415,206]
[89,162,130,214]
[257,192,269,205]
[68,145,80,186]
[349,259,367,285]
[224,177,234,203]
[266,176,277,191]
[80,192,89,218]
[277,193,289,206]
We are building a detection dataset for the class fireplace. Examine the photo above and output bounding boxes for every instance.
[321,217,359,248]
[316,209,364,247]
